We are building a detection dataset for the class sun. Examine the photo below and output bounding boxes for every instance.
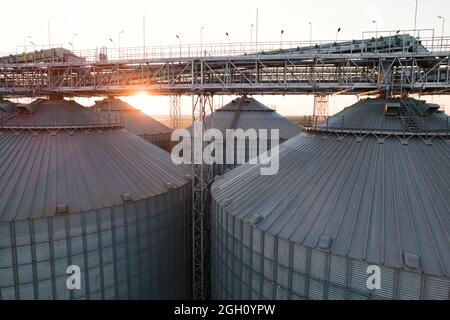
[121,92,172,116]
[122,92,152,114]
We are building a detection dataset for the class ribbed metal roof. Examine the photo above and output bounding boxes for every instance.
[95,98,172,135]
[218,96,273,112]
[0,129,190,222]
[95,97,137,112]
[0,99,17,113]
[212,133,450,277]
[321,98,448,132]
[1,99,112,128]
[188,96,300,140]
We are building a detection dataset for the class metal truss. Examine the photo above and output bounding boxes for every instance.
[1,52,449,97]
[191,94,214,300]
[305,121,449,143]
[313,94,329,126]
[169,95,182,129]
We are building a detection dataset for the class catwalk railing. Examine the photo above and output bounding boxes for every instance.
[2,32,450,63]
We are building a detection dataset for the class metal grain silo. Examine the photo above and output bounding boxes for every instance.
[94,98,173,151]
[211,98,450,300]
[187,95,300,174]
[0,100,192,300]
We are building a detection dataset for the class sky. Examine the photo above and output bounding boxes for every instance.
[1,0,449,115]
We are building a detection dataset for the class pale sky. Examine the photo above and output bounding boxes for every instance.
[1,0,449,115]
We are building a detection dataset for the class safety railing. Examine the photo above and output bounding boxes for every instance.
[1,33,450,65]
[310,114,450,137]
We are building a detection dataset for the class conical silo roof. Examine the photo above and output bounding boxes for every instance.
[188,96,300,140]
[0,99,114,128]
[319,98,448,133]
[0,129,190,222]
[95,98,172,136]
[0,97,191,300]
[211,97,450,300]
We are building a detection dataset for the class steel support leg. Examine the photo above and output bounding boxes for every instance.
[170,95,182,129]
[313,94,329,126]
[192,93,214,300]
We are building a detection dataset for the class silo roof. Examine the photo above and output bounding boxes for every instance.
[321,98,448,132]
[1,99,112,128]
[95,97,137,112]
[0,99,17,113]
[96,98,173,135]
[188,96,300,140]
[0,129,190,222]
[212,133,450,277]
[218,96,273,112]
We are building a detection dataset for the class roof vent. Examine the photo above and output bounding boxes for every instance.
[16,103,35,114]
[384,102,401,116]
[121,193,133,202]
[404,252,420,269]
[56,204,68,215]
[318,235,332,249]
[165,182,175,190]
[249,213,264,225]
[184,174,191,180]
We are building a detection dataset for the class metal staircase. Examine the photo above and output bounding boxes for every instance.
[398,98,424,132]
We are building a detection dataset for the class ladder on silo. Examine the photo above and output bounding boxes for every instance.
[398,98,423,132]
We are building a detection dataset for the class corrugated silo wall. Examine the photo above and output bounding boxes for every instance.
[0,184,191,300]
[211,204,450,300]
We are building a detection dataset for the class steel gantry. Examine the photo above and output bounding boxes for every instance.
[169,95,182,129]
[191,94,214,300]
[0,52,448,96]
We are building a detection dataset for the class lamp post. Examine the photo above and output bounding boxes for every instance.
[176,34,181,57]
[71,33,78,51]
[280,29,284,49]
[200,26,205,56]
[143,14,147,58]
[30,41,36,60]
[118,30,124,58]
[309,22,312,46]
[336,27,341,42]
[413,0,419,34]
[438,16,445,51]
[372,20,378,38]
[24,35,31,53]
[250,24,254,48]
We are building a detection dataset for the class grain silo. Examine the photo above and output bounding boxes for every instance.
[94,97,173,151]
[187,95,300,174]
[0,99,192,300]
[211,97,450,300]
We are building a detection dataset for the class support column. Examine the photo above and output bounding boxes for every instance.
[192,93,214,300]
[170,95,182,129]
[313,94,329,126]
